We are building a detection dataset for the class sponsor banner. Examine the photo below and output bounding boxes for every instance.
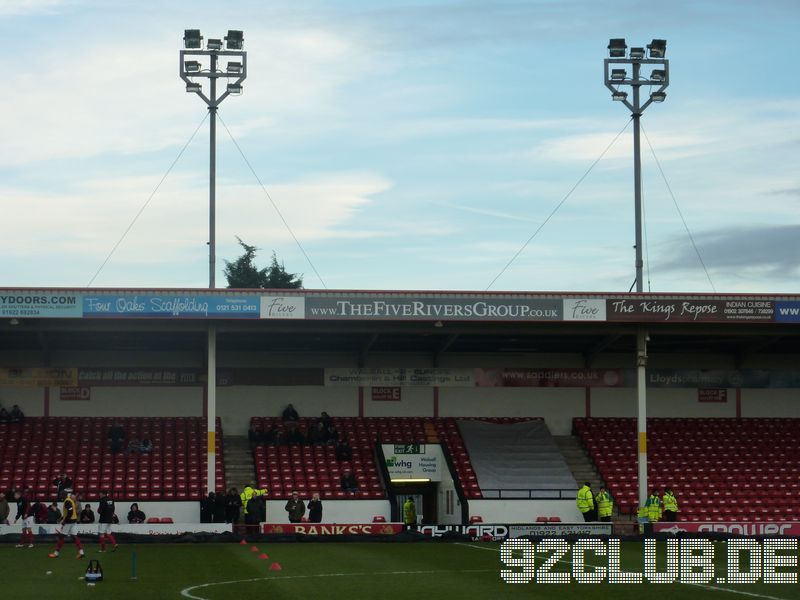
[776,301,800,323]
[83,294,259,318]
[508,523,613,537]
[563,299,606,321]
[262,523,403,536]
[653,522,800,536]
[0,293,82,318]
[60,386,91,401]
[77,368,229,387]
[0,368,77,387]
[325,368,474,387]
[698,388,727,403]
[420,524,509,540]
[0,523,233,536]
[301,296,562,321]
[476,368,625,388]
[607,298,775,322]
[383,444,442,481]
[372,386,401,401]
[647,369,767,389]
[261,295,306,319]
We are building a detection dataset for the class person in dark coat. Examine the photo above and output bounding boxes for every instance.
[340,468,359,493]
[79,504,95,523]
[213,491,227,523]
[9,405,24,423]
[284,491,305,523]
[52,472,73,502]
[108,422,126,454]
[286,423,305,445]
[46,501,60,524]
[127,503,146,524]
[307,492,323,523]
[335,437,353,461]
[200,492,215,523]
[281,404,299,422]
[225,488,242,524]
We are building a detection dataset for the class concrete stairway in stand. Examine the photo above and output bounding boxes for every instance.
[223,436,256,492]
[553,435,614,513]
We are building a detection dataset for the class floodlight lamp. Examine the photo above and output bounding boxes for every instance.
[184,61,202,73]
[610,69,626,81]
[227,83,242,94]
[184,29,202,49]
[650,69,666,82]
[207,38,223,51]
[225,30,244,50]
[226,61,243,74]
[608,38,627,58]
[629,47,645,59]
[648,39,667,58]
[612,91,628,102]
[186,82,202,93]
[650,91,666,103]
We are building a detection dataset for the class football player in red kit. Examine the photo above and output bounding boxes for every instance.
[13,488,36,548]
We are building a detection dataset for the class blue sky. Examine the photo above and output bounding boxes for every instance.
[1,0,798,292]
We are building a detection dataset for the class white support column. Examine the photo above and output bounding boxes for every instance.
[207,322,217,493]
[636,327,649,506]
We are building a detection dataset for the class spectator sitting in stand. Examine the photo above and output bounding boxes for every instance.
[34,501,48,524]
[9,405,24,424]
[335,437,353,461]
[320,411,332,428]
[127,503,146,524]
[281,403,299,422]
[126,437,141,454]
[326,424,340,445]
[0,492,9,524]
[340,468,359,494]
[307,421,328,445]
[0,408,9,424]
[286,423,306,445]
[80,503,95,523]
[108,422,126,454]
[262,426,276,445]
[139,438,153,453]
[52,472,73,502]
[46,501,60,524]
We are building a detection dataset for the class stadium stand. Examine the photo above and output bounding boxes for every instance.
[574,417,800,521]
[0,417,224,501]
[458,418,577,498]
[249,417,564,500]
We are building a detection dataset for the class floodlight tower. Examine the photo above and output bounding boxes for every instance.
[604,38,669,293]
[180,29,247,289]
[605,38,669,511]
[180,29,246,496]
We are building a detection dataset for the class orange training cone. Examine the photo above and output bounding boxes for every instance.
[258,553,269,560]
[239,539,247,545]
[269,562,282,571]
[250,546,259,552]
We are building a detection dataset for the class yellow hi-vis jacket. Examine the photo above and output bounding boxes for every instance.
[645,494,662,522]
[576,485,594,513]
[663,492,679,513]
[403,499,417,525]
[595,490,613,518]
[240,486,267,515]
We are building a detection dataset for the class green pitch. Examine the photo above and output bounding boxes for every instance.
[1,540,798,599]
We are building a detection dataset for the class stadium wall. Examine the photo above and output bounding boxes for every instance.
[468,499,583,523]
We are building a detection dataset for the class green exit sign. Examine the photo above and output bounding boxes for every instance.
[394,444,423,454]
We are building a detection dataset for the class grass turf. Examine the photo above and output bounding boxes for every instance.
[1,539,799,599]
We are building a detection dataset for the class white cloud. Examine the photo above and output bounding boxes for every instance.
[0,26,375,166]
[0,170,391,286]
[0,0,64,17]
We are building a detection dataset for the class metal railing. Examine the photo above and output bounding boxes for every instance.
[480,488,579,500]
